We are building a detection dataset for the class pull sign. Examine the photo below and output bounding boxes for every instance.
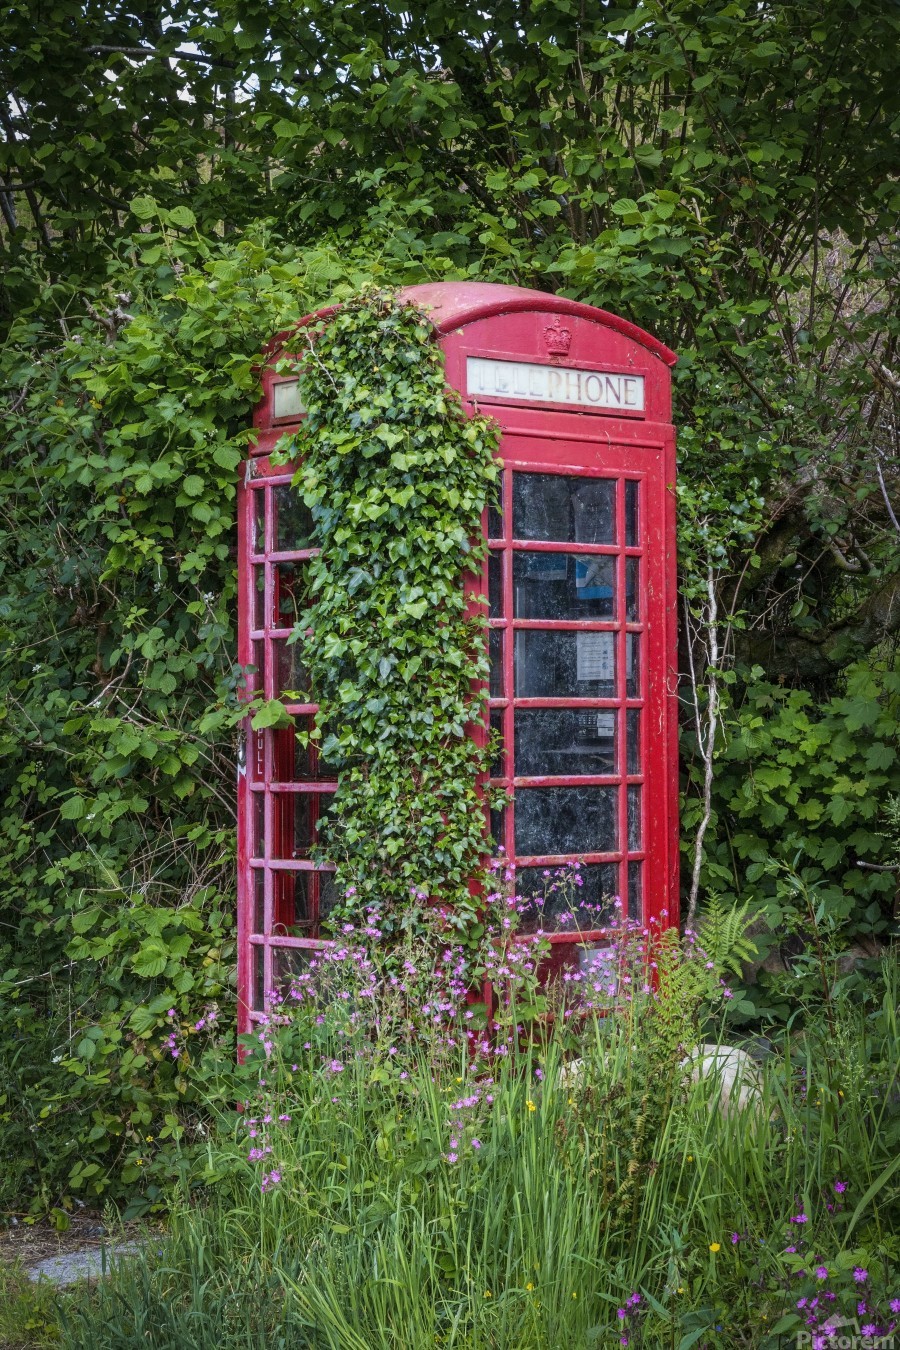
[467,356,644,412]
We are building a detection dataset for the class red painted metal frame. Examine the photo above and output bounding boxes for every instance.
[239,283,679,1032]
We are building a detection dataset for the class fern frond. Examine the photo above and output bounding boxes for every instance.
[696,895,758,977]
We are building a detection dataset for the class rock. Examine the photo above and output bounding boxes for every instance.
[682,1043,765,1116]
[27,1240,144,1287]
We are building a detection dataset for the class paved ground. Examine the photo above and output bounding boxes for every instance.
[0,1216,149,1286]
[26,1240,145,1286]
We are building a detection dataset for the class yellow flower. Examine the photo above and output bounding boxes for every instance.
[571,1291,578,1299]
[456,1077,463,1083]
[525,1283,534,1292]
[677,1287,684,1294]
[687,1155,693,1162]
[709,1243,721,1253]
[483,1290,492,1299]
[526,1100,536,1112]
[145,1135,154,1142]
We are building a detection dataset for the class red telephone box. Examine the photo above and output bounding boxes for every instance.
[238,282,678,1034]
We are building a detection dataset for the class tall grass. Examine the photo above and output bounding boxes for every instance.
[57,951,900,1349]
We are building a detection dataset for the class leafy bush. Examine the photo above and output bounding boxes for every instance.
[688,664,900,1021]
[0,222,415,1214]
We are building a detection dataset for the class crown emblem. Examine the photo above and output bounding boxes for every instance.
[543,317,572,358]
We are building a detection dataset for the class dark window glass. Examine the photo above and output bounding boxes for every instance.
[626,557,639,621]
[626,633,639,697]
[272,794,312,860]
[274,870,312,931]
[274,484,314,552]
[513,474,616,544]
[625,480,639,547]
[273,562,306,628]
[251,942,265,1011]
[489,628,504,697]
[487,499,503,539]
[513,552,615,620]
[489,805,506,852]
[628,785,642,850]
[251,641,264,694]
[252,489,266,555]
[274,638,309,699]
[514,709,616,777]
[252,869,265,934]
[628,860,642,915]
[626,708,641,774]
[515,786,617,856]
[252,567,266,631]
[318,871,341,927]
[515,862,618,933]
[488,550,503,617]
[272,724,300,781]
[514,630,615,698]
[314,741,340,780]
[489,707,505,778]
[252,792,265,858]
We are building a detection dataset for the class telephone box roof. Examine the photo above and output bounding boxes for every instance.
[266,281,677,368]
[395,282,677,367]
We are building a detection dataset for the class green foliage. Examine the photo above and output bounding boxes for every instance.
[0,231,421,1214]
[691,664,900,1019]
[287,293,500,929]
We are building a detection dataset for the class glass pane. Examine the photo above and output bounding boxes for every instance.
[515,709,616,777]
[488,550,503,618]
[251,641,264,693]
[489,628,504,697]
[272,794,312,860]
[489,805,505,853]
[273,870,311,932]
[274,484,314,551]
[274,638,309,698]
[515,862,618,933]
[513,474,616,544]
[626,557,639,621]
[252,868,265,934]
[271,725,299,781]
[252,792,265,859]
[315,793,337,851]
[487,498,503,539]
[628,785,641,850]
[251,942,265,1011]
[628,860,642,915]
[273,562,306,628]
[625,480,639,547]
[314,737,340,780]
[513,552,615,620]
[515,786,617,856]
[318,871,341,928]
[515,630,615,698]
[252,567,266,631]
[273,946,314,1001]
[489,707,505,778]
[626,633,639,697]
[626,708,641,774]
[252,488,266,555]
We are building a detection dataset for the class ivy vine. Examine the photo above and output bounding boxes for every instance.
[286,292,502,936]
